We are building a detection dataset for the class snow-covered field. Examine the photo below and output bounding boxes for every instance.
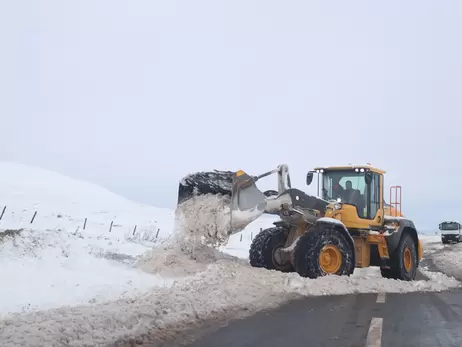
[0,162,460,346]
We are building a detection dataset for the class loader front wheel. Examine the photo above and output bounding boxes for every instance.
[293,226,355,279]
[381,232,417,281]
[249,227,294,272]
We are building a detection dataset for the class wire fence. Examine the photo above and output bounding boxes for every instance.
[0,205,258,242]
[0,204,164,243]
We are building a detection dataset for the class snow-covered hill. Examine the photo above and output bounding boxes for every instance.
[0,162,460,346]
[0,161,174,229]
[0,162,275,315]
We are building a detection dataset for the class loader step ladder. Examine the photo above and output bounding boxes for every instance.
[389,185,402,217]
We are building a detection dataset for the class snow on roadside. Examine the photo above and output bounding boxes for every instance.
[411,235,462,282]
[420,235,445,254]
[423,240,462,281]
[2,208,460,346]
[1,250,460,346]
[0,228,173,316]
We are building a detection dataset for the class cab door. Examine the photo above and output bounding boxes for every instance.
[361,172,384,229]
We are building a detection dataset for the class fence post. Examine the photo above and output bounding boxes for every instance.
[83,218,87,230]
[0,206,6,220]
[133,225,137,235]
[109,221,113,232]
[30,211,37,224]
[155,229,160,238]
[240,234,242,242]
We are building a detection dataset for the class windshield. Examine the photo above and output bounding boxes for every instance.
[440,222,460,230]
[321,169,382,220]
[322,171,366,201]
[321,170,367,218]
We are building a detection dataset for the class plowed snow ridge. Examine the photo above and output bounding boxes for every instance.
[421,236,462,281]
[1,251,460,347]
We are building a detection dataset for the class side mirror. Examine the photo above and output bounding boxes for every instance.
[365,172,372,184]
[306,171,314,185]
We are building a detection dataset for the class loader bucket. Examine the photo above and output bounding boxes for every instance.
[177,170,235,205]
[177,169,267,236]
[229,170,267,233]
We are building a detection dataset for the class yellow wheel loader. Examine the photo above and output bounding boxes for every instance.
[177,164,424,280]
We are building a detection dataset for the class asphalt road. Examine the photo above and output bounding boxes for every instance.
[174,289,462,347]
[157,258,461,347]
[147,255,460,347]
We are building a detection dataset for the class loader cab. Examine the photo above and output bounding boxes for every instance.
[311,165,385,228]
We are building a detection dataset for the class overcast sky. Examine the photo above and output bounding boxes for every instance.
[1,0,461,231]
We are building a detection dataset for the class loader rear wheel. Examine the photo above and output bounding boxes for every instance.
[380,232,417,281]
[293,225,355,279]
[249,227,294,272]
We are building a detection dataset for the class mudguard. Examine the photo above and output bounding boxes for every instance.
[384,217,421,263]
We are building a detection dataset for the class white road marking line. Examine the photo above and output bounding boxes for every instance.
[376,292,386,303]
[365,317,383,347]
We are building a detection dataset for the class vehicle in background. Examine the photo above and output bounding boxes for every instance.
[439,221,462,244]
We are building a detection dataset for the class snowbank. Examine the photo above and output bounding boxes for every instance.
[0,228,172,316]
[1,252,460,347]
[421,235,462,281]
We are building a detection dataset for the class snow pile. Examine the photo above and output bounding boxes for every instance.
[137,193,243,278]
[173,193,233,247]
[434,248,462,268]
[1,255,460,346]
[421,236,462,281]
[170,192,264,250]
[0,228,170,316]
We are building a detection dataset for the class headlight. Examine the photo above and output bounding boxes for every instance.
[334,202,343,211]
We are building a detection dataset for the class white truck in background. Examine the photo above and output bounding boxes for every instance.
[439,221,462,244]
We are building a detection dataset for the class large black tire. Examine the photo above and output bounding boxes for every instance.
[249,227,294,272]
[293,225,355,279]
[380,232,417,281]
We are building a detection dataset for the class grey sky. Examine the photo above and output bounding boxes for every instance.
[1,1,461,231]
